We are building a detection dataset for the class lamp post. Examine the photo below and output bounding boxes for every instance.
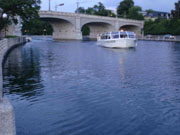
[49,0,51,11]
[0,8,3,39]
[55,3,64,11]
[2,13,7,37]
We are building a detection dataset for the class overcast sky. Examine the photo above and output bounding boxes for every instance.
[40,0,177,13]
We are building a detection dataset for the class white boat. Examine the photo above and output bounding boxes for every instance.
[97,31,137,48]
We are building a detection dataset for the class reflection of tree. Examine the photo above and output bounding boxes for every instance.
[3,46,44,99]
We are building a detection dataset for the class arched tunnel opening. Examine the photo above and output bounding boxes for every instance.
[81,22,114,40]
[22,20,53,35]
[81,25,90,36]
[81,25,90,41]
[39,17,77,40]
[119,25,141,37]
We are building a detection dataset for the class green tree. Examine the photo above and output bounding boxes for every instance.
[81,25,90,36]
[144,18,180,35]
[107,10,116,17]
[22,19,53,35]
[0,0,40,31]
[117,0,134,18]
[171,0,180,19]
[93,2,108,16]
[75,7,86,14]
[144,1,180,35]
[128,6,144,20]
[145,9,154,14]
[86,8,94,15]
[76,2,115,18]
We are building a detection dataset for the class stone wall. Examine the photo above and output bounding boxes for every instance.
[0,37,26,135]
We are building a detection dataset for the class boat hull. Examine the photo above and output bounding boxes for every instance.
[97,38,137,48]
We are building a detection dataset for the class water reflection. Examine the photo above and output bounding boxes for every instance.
[3,44,44,100]
[3,39,180,135]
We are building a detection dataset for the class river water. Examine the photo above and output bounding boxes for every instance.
[3,37,180,135]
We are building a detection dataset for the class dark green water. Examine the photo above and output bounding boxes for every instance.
[3,37,180,135]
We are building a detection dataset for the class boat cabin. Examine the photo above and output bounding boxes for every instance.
[98,31,136,40]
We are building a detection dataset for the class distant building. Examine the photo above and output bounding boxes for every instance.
[139,11,171,21]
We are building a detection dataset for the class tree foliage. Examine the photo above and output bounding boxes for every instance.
[171,0,180,19]
[144,1,180,35]
[0,0,41,31]
[144,19,180,35]
[117,0,134,18]
[75,2,116,17]
[146,9,154,14]
[128,6,144,20]
[22,19,53,35]
[81,25,90,36]
[75,7,86,14]
[93,2,108,16]
[117,0,143,20]
[85,8,94,15]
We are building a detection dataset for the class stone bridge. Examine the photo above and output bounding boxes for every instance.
[39,11,144,40]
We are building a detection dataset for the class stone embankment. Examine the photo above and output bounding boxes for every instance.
[0,37,26,135]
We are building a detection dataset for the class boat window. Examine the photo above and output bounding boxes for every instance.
[112,32,119,35]
[112,34,119,39]
[100,34,111,39]
[101,35,107,39]
[127,32,136,38]
[120,32,127,38]
[129,35,135,38]
[111,32,119,39]
[120,35,127,38]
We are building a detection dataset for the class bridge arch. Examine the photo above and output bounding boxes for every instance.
[119,24,142,38]
[81,21,114,40]
[40,17,77,40]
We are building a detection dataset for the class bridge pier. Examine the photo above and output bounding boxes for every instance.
[50,18,83,40]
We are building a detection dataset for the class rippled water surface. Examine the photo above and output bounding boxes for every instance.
[3,37,180,135]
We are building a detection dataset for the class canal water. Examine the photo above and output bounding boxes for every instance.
[3,37,180,135]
